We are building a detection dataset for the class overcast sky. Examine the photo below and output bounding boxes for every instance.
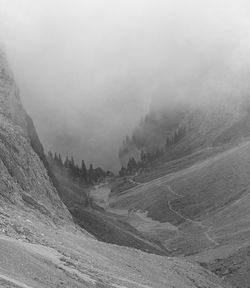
[1,0,250,171]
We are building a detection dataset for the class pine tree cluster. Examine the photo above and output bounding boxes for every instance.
[119,148,164,176]
[119,125,186,176]
[47,152,107,184]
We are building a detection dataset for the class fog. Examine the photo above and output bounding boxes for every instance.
[1,0,250,171]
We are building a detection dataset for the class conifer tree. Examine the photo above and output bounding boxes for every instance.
[119,166,126,176]
[48,151,53,161]
[88,164,94,183]
[81,160,87,178]
[54,152,58,162]
[70,156,75,169]
[127,157,137,174]
[64,156,70,168]
[58,154,63,166]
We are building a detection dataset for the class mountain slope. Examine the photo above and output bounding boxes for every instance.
[0,50,72,233]
[0,232,228,288]
[108,137,250,287]
[119,96,250,175]
[111,139,250,247]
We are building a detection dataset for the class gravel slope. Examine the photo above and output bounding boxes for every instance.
[0,231,229,288]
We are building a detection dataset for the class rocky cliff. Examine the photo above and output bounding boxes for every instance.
[0,50,71,233]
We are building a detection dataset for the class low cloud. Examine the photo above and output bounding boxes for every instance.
[0,0,250,170]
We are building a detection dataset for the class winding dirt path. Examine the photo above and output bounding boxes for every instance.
[163,184,218,246]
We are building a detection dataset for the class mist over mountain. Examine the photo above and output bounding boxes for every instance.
[0,0,250,170]
[1,0,250,172]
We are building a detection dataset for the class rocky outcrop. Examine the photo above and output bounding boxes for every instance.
[0,49,71,223]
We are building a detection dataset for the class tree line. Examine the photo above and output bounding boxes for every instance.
[119,148,164,176]
[47,151,108,184]
[119,125,186,176]
[165,125,185,148]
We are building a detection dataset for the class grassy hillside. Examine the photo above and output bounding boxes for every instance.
[108,139,250,287]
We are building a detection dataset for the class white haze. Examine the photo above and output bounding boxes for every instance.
[1,0,250,171]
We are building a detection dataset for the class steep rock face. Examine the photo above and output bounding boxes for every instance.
[0,50,71,222]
